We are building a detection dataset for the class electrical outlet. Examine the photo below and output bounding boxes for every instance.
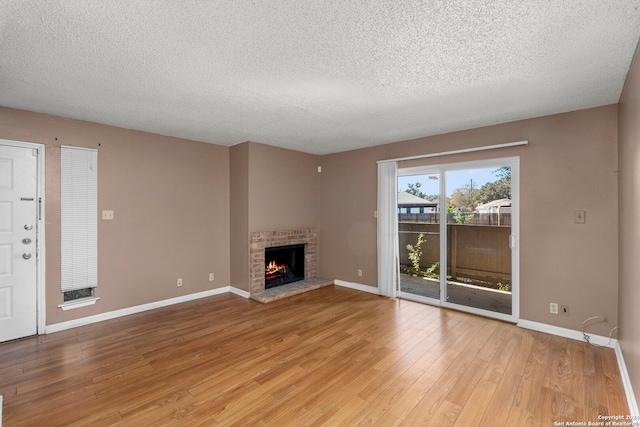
[209,273,214,281]
[574,210,586,224]
[177,278,183,287]
[357,269,363,277]
[102,210,114,220]
[560,305,570,316]
[550,302,558,314]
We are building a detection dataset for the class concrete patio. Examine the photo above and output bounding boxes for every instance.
[399,274,512,315]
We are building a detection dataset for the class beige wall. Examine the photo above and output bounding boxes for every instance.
[0,107,230,325]
[319,105,619,336]
[247,142,320,232]
[229,142,321,289]
[619,42,640,408]
[229,142,250,291]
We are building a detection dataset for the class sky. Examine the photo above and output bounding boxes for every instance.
[398,167,503,198]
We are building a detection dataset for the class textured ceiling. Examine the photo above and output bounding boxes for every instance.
[1,1,639,155]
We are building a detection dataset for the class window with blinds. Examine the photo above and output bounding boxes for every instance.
[60,146,98,303]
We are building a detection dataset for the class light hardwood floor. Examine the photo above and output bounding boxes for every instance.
[0,286,629,426]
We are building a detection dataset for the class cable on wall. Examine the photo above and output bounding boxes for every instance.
[582,316,620,347]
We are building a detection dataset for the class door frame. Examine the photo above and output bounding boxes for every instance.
[397,156,519,323]
[0,138,46,335]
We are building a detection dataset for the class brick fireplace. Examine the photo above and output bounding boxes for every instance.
[249,228,318,296]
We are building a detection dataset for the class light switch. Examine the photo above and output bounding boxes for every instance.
[574,210,586,224]
[102,210,114,220]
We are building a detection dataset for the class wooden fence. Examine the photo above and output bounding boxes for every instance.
[398,222,512,285]
[398,212,511,226]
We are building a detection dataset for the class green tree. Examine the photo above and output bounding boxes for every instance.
[449,179,478,211]
[474,167,511,206]
[405,182,426,199]
[494,166,511,181]
[405,182,438,202]
[447,204,471,224]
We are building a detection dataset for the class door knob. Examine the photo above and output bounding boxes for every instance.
[23,252,32,260]
[23,238,32,245]
[24,224,33,230]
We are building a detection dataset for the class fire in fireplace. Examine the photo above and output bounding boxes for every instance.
[264,244,305,289]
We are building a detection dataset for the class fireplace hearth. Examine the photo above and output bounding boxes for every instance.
[249,229,331,303]
[249,228,318,296]
[265,244,305,288]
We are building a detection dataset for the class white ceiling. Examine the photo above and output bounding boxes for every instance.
[1,1,639,155]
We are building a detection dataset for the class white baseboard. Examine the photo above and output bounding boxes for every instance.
[229,286,250,298]
[614,341,640,416]
[517,319,616,348]
[518,319,638,416]
[46,287,232,334]
[334,279,380,295]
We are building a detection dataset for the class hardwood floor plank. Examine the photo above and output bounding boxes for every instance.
[519,332,552,415]
[478,371,522,427]
[398,363,464,425]
[542,334,568,390]
[419,399,461,427]
[306,395,369,426]
[66,410,123,427]
[348,400,399,426]
[452,378,498,426]
[506,328,536,375]
[481,326,521,384]
[445,358,490,407]
[0,286,629,426]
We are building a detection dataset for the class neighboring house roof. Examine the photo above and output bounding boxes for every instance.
[475,198,511,212]
[397,191,438,208]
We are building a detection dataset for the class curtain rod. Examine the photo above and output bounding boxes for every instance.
[376,140,528,164]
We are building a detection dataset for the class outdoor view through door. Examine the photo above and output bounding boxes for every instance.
[397,158,518,321]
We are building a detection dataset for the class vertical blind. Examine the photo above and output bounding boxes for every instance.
[60,146,98,292]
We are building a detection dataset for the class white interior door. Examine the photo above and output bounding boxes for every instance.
[0,144,38,342]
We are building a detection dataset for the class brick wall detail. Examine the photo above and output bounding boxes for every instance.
[249,228,318,295]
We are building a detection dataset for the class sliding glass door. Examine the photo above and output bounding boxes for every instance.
[397,158,519,322]
[397,172,441,303]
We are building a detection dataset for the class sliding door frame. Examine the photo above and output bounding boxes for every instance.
[397,156,520,323]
